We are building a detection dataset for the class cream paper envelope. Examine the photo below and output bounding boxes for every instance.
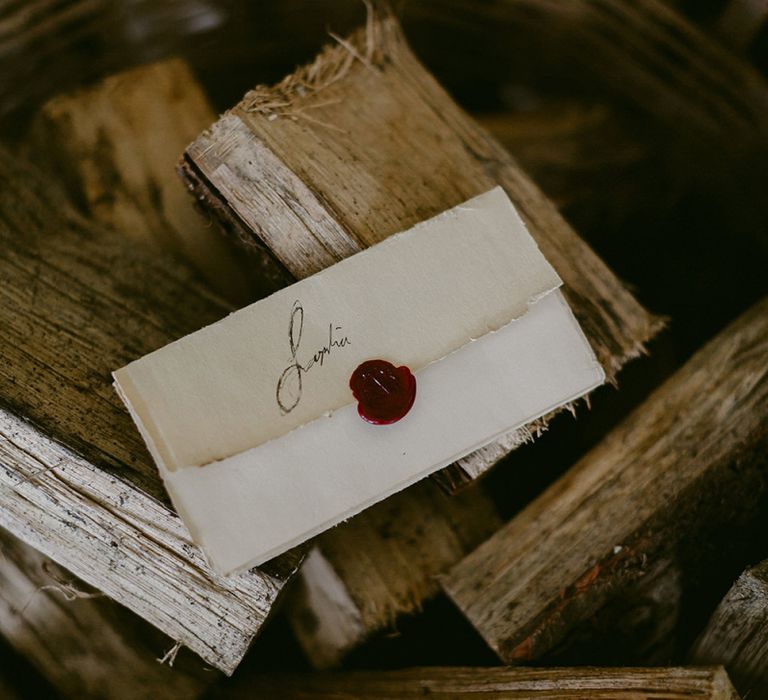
[113,187,605,575]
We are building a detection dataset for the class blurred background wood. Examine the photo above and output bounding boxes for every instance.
[213,666,740,700]
[403,0,768,258]
[477,105,671,235]
[714,0,768,52]
[0,527,214,699]
[27,58,252,304]
[443,296,768,664]
[690,559,768,700]
[662,0,768,56]
[404,0,768,147]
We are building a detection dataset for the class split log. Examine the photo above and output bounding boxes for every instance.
[541,554,685,666]
[442,296,768,664]
[0,527,214,699]
[0,148,301,674]
[690,559,768,699]
[180,8,662,489]
[217,666,740,700]
[28,58,253,304]
[285,480,501,668]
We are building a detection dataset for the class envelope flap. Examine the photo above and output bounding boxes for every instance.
[114,187,561,472]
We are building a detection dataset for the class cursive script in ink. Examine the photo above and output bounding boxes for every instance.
[276,300,351,414]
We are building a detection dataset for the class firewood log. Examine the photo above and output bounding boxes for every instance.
[690,559,768,700]
[0,528,214,699]
[0,148,300,674]
[443,297,768,663]
[28,58,253,304]
[217,666,741,700]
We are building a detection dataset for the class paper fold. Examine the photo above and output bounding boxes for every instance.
[113,186,604,574]
[114,187,561,473]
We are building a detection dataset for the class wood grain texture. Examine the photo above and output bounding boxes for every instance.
[285,479,501,668]
[690,559,768,699]
[0,528,214,699]
[0,148,300,674]
[442,296,768,664]
[216,666,741,700]
[28,58,253,304]
[182,9,662,488]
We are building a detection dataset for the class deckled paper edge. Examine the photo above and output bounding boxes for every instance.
[172,291,605,576]
[112,186,564,473]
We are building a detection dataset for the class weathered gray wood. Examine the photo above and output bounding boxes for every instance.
[442,296,768,663]
[690,559,768,699]
[181,9,662,490]
[0,148,300,674]
[216,666,740,700]
[285,479,501,668]
[28,58,253,305]
[0,527,215,699]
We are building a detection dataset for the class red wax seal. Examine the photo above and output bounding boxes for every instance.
[349,360,416,425]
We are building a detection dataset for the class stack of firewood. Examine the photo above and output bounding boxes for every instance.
[0,1,766,698]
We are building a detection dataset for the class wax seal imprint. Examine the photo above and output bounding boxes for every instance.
[349,360,417,425]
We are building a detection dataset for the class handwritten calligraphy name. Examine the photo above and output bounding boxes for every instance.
[276,300,351,414]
